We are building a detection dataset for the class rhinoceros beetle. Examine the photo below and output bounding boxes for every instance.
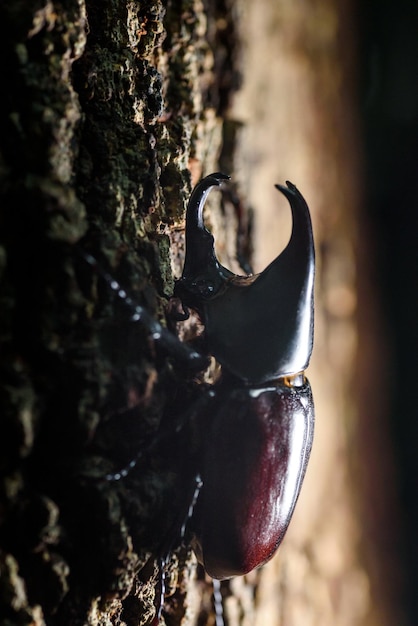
[83,172,315,583]
[174,173,315,580]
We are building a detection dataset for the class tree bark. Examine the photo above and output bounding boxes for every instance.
[0,1,241,625]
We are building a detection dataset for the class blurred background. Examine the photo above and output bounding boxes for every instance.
[223,0,418,624]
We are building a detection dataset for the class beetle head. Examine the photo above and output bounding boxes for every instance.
[175,173,315,384]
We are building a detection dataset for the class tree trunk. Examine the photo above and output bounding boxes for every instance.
[0,1,240,624]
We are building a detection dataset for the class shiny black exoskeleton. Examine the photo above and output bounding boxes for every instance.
[174,173,315,579]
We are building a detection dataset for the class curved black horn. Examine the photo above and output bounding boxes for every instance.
[175,173,231,306]
[207,181,314,382]
[176,176,315,385]
[185,172,230,240]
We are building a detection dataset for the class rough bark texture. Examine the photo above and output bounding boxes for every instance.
[0,1,242,625]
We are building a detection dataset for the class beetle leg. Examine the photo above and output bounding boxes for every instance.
[102,387,214,481]
[78,248,207,371]
[149,474,204,625]
[212,578,225,626]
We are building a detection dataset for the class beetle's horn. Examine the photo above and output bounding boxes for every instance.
[199,181,315,383]
[264,180,315,373]
[176,172,231,304]
[185,172,230,242]
[175,175,315,384]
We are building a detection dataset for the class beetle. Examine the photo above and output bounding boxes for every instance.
[84,172,315,583]
[174,173,315,580]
